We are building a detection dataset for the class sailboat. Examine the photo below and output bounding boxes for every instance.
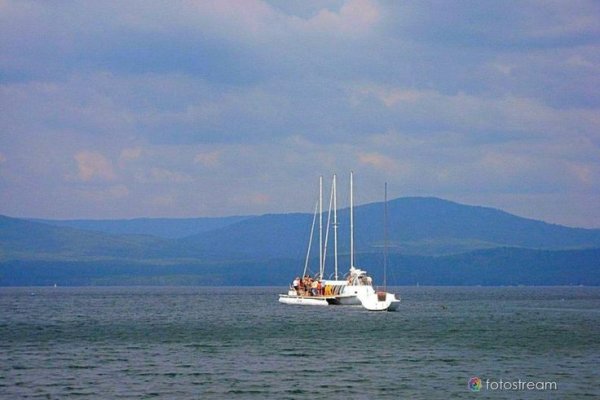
[278,172,400,311]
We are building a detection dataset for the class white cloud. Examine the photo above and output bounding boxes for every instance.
[357,151,401,172]
[187,0,380,40]
[74,151,116,182]
[300,0,380,36]
[567,162,594,185]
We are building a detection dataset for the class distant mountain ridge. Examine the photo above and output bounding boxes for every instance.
[181,197,600,259]
[31,216,251,239]
[2,197,599,286]
[0,215,169,261]
[355,197,600,251]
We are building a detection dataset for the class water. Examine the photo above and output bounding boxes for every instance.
[1,286,599,399]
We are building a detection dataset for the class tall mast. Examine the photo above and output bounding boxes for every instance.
[319,175,323,278]
[384,182,388,290]
[323,178,334,279]
[333,174,338,280]
[350,171,354,269]
[303,201,319,278]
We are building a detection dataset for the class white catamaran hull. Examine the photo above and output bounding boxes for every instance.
[321,280,368,305]
[321,280,400,310]
[333,295,361,305]
[278,295,329,306]
[357,291,400,311]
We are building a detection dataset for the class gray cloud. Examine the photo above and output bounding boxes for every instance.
[0,0,599,226]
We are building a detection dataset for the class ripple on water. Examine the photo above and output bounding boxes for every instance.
[1,286,599,398]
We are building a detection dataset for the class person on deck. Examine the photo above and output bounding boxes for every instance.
[299,277,305,295]
[311,280,318,296]
[293,277,300,294]
[299,277,304,294]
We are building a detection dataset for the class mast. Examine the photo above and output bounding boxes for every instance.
[323,178,334,279]
[384,182,388,290]
[319,175,323,278]
[350,171,354,269]
[333,174,338,280]
[303,201,319,278]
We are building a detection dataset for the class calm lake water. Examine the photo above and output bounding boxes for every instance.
[1,286,599,399]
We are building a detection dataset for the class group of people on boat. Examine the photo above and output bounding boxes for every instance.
[292,276,325,297]
[290,271,374,297]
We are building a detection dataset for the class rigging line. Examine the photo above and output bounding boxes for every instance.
[319,176,323,278]
[303,200,319,278]
[384,182,388,290]
[322,175,335,278]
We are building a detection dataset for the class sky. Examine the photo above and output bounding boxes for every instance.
[0,0,599,227]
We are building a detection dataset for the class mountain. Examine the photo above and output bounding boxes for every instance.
[0,215,180,261]
[182,197,600,259]
[355,197,600,253]
[31,216,250,239]
[179,213,314,260]
[1,196,600,286]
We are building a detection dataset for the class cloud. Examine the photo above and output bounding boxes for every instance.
[353,84,600,142]
[1,1,600,226]
[301,0,380,35]
[567,163,594,185]
[357,152,401,172]
[249,192,271,206]
[520,2,600,41]
[390,1,600,49]
[0,0,383,86]
[74,151,116,182]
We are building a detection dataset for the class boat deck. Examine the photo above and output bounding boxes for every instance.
[279,292,358,299]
